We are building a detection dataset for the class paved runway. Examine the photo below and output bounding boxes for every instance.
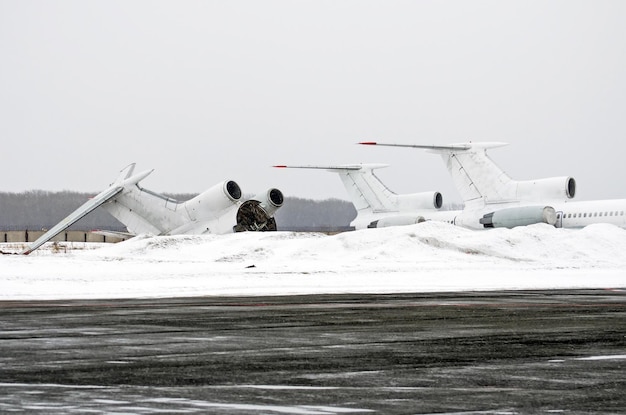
[1,289,625,414]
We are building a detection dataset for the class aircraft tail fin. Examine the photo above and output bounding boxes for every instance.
[112,163,136,186]
[274,164,397,212]
[359,142,514,205]
[22,164,153,254]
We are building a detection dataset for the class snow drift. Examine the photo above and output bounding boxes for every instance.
[1,222,625,300]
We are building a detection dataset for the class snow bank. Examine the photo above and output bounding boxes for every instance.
[1,222,625,300]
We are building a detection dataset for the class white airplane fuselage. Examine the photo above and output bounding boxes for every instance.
[360,142,626,230]
[448,199,626,230]
[101,180,278,235]
[350,208,459,229]
[22,164,283,254]
[550,199,626,229]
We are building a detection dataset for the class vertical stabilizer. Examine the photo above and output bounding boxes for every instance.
[440,143,513,204]
[334,164,397,212]
[275,164,397,213]
[360,142,515,205]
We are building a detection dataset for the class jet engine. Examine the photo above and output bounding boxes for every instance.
[367,215,426,228]
[397,191,443,210]
[233,188,284,232]
[255,188,284,217]
[515,177,576,202]
[479,206,557,228]
[184,180,242,221]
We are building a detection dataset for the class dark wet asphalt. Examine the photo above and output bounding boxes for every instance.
[1,289,625,414]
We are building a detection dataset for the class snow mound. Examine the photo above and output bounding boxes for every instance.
[1,222,625,300]
[87,222,626,269]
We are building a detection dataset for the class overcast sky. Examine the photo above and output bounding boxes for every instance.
[1,1,625,204]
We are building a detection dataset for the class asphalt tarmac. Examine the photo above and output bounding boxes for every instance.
[1,289,625,414]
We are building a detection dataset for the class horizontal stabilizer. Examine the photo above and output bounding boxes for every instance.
[359,142,509,152]
[274,164,388,171]
[114,163,136,184]
[359,142,472,151]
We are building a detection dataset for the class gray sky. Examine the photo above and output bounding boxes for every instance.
[1,1,625,204]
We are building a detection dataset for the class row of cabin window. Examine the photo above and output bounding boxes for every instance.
[565,211,625,219]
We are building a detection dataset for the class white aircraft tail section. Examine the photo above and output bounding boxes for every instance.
[360,142,625,230]
[439,143,513,204]
[360,142,516,205]
[113,163,137,185]
[22,164,283,254]
[21,166,154,254]
[275,164,397,213]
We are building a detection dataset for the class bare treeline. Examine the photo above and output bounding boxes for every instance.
[0,191,357,232]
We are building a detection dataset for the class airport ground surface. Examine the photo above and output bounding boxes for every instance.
[0,289,625,414]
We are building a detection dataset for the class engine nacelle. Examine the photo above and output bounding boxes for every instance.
[396,191,443,211]
[184,180,242,221]
[253,188,284,217]
[516,176,575,202]
[367,215,426,228]
[479,205,557,228]
[232,188,284,233]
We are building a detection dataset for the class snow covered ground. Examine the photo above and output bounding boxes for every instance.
[1,222,625,300]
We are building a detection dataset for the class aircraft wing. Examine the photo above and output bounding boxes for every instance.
[21,185,123,255]
[359,142,472,151]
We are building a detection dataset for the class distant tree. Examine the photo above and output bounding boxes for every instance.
[275,197,356,231]
[0,192,356,232]
[0,191,126,231]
